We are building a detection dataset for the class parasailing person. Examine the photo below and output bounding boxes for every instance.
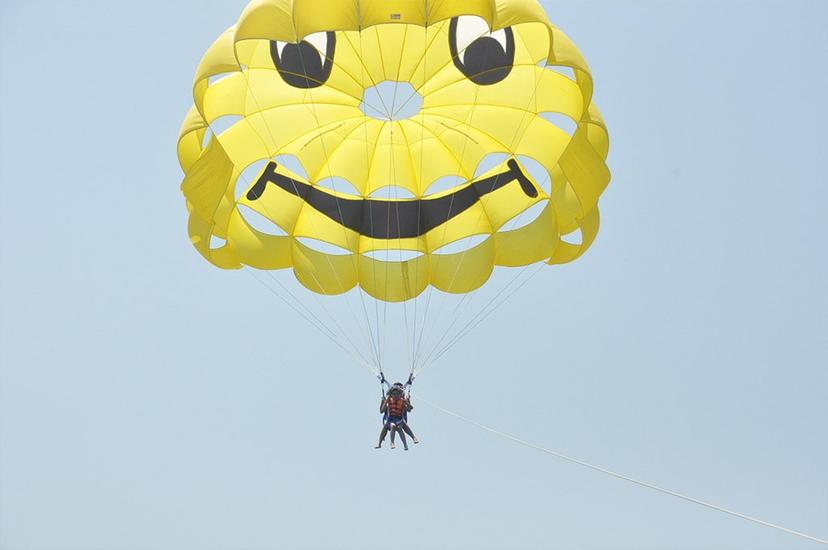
[375,380,419,450]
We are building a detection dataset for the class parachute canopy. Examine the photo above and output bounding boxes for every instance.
[178,0,610,303]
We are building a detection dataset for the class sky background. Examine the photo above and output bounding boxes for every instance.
[1,1,827,549]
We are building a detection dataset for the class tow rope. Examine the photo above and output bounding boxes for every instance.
[420,395,828,546]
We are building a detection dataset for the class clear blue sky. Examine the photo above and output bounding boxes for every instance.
[1,1,826,549]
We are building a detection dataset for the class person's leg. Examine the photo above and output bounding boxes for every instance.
[398,429,409,451]
[390,425,397,449]
[375,423,389,449]
[401,421,419,444]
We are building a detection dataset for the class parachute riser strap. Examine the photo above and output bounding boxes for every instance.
[404,373,415,399]
[378,372,390,397]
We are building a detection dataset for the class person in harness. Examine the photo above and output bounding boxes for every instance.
[375,382,419,450]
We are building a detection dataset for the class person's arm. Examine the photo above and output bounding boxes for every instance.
[405,397,413,412]
[380,398,388,413]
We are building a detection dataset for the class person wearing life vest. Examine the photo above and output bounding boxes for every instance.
[375,382,419,450]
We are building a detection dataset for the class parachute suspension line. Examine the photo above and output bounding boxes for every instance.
[352,23,378,372]
[402,18,465,379]
[416,258,545,374]
[381,71,393,371]
[351,18,389,375]
[349,21,413,376]
[421,396,828,546]
[426,262,544,368]
[263,271,377,373]
[417,223,545,370]
[424,204,552,365]
[409,103,487,371]
[377,21,403,375]
[386,23,416,376]
[391,19,452,119]
[419,204,544,370]
[412,283,435,374]
[398,24,415,375]
[409,5,431,381]
[413,282,473,372]
[376,13,449,381]
[226,144,380,371]
[245,268,377,374]
[422,155,556,366]
[397,181,415,374]
[286,32,390,372]
[414,56,551,374]
[356,284,382,372]
[411,47,485,373]
[413,23,537,370]
[246,269,338,346]
[264,268,380,370]
[245,49,379,376]
[409,15,437,381]
[380,132,391,369]
[390,127,415,373]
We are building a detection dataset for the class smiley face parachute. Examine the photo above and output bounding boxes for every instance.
[177,0,610,379]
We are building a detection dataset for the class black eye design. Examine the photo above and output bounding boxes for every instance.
[449,16,515,86]
[270,32,336,89]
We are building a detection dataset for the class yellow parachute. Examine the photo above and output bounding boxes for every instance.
[178,0,610,374]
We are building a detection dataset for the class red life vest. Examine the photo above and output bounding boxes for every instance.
[386,397,406,417]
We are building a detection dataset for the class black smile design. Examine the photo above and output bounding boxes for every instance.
[246,159,538,239]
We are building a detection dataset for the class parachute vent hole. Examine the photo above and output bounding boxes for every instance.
[424,175,466,196]
[207,72,236,86]
[296,237,351,256]
[369,186,416,199]
[516,156,552,195]
[474,153,510,178]
[236,160,269,200]
[316,176,361,197]
[541,112,578,136]
[544,64,576,81]
[238,205,289,237]
[210,235,227,250]
[361,81,423,121]
[432,234,490,255]
[209,115,243,137]
[562,227,583,246]
[273,154,309,180]
[499,201,547,232]
[363,249,424,262]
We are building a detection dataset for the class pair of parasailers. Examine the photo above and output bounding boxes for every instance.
[375,382,419,451]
